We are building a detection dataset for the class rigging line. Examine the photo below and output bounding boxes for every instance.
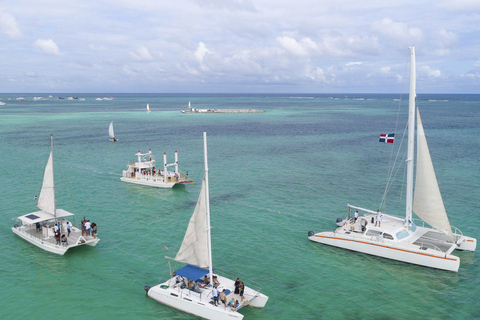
[381,55,410,210]
[53,140,75,214]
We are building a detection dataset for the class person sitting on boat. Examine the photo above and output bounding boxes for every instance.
[212,275,220,288]
[61,234,68,247]
[228,297,235,309]
[203,275,210,286]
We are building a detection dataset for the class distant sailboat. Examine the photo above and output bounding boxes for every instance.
[147,104,151,112]
[109,121,117,142]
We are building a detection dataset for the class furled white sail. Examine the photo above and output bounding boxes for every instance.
[147,104,150,112]
[413,109,453,239]
[37,148,55,215]
[109,121,115,139]
[174,179,210,268]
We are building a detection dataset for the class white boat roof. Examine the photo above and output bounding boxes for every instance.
[18,209,75,224]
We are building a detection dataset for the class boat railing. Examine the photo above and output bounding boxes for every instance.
[451,226,464,237]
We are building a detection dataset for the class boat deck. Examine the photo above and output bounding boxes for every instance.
[18,225,97,247]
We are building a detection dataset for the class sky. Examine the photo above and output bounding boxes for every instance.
[0,0,479,94]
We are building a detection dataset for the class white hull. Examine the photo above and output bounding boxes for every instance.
[120,176,180,188]
[148,274,268,320]
[12,224,99,255]
[309,231,459,272]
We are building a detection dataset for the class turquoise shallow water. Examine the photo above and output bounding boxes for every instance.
[0,93,479,319]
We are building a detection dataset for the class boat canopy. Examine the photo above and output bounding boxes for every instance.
[18,209,75,224]
[175,264,210,281]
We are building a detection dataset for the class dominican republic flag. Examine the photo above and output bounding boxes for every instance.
[379,133,395,143]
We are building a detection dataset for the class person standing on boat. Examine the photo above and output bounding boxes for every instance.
[85,220,91,236]
[375,210,380,227]
[212,287,219,306]
[66,221,71,237]
[219,289,227,309]
[239,282,245,302]
[354,211,359,222]
[81,217,86,236]
[234,278,240,294]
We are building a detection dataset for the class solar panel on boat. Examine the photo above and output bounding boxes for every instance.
[25,214,40,220]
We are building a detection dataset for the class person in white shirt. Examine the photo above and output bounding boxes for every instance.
[212,287,219,306]
[354,210,359,222]
[85,221,91,236]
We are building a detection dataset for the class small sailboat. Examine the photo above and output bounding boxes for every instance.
[308,47,476,272]
[12,135,100,255]
[147,103,151,112]
[145,133,268,319]
[109,121,117,142]
[120,149,193,188]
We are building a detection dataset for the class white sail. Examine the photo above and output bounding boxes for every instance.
[413,109,453,239]
[174,179,210,268]
[147,104,151,112]
[37,139,55,215]
[109,121,115,139]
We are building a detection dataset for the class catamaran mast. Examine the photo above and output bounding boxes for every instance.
[405,46,416,226]
[203,132,214,283]
[51,134,57,221]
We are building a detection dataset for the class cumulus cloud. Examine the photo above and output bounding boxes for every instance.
[194,42,213,70]
[277,36,319,57]
[420,66,441,78]
[372,18,423,49]
[34,39,61,55]
[0,10,22,38]
[129,46,154,61]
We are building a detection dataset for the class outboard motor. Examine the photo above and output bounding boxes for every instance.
[336,218,345,227]
[144,285,151,295]
[308,231,315,237]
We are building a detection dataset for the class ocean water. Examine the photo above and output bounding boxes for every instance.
[0,93,478,319]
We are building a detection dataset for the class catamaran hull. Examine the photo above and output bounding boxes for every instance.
[148,285,244,320]
[12,227,100,255]
[456,236,477,252]
[309,232,460,272]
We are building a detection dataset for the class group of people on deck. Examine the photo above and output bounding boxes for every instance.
[81,217,98,238]
[53,221,69,247]
[201,275,243,311]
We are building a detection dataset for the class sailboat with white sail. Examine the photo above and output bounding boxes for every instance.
[109,121,117,142]
[12,135,100,255]
[145,132,268,319]
[308,47,476,272]
[147,104,151,112]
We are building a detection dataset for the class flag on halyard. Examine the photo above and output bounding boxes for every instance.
[379,133,395,143]
[34,195,38,200]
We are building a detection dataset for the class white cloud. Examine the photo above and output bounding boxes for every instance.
[372,18,423,49]
[0,10,22,38]
[346,62,362,66]
[421,66,441,78]
[33,39,61,55]
[380,66,391,73]
[129,46,154,61]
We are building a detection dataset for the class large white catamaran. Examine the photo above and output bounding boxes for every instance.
[145,132,268,319]
[12,135,100,255]
[308,47,476,272]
